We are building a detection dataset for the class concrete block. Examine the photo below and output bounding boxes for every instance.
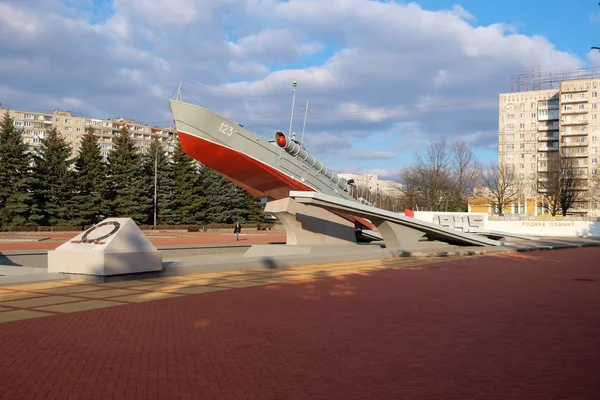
[47,218,163,276]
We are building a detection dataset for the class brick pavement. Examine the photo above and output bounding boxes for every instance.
[1,248,600,399]
[0,230,286,251]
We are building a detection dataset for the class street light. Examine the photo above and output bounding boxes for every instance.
[154,136,176,226]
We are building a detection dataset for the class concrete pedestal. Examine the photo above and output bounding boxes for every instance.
[264,197,356,246]
[48,218,163,276]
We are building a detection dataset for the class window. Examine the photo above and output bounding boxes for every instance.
[65,126,72,131]
[531,113,536,118]
[65,118,71,124]
[593,92,598,98]
[594,104,598,109]
[14,121,23,126]
[592,158,598,165]
[507,144,514,149]
[531,122,536,129]
[520,113,524,119]
[520,143,524,149]
[55,117,60,122]
[579,104,585,109]
[521,154,525,159]
[531,102,535,108]
[564,93,573,100]
[579,92,586,99]
[76,127,81,132]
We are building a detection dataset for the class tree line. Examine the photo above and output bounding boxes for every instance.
[0,112,264,228]
[361,137,600,217]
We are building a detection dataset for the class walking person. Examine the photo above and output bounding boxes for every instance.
[233,222,242,241]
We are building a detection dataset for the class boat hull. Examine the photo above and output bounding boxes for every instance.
[169,100,375,230]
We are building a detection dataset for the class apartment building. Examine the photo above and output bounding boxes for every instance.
[497,69,600,216]
[0,107,177,159]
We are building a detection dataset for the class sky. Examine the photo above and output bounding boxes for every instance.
[1,0,600,181]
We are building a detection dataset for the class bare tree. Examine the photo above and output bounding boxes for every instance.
[481,162,522,215]
[398,139,481,212]
[590,172,600,206]
[451,140,482,210]
[537,151,584,216]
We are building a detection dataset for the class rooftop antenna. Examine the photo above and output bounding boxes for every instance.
[300,99,311,143]
[288,80,297,140]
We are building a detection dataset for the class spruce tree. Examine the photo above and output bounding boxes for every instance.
[106,127,152,223]
[171,139,206,224]
[244,193,265,223]
[202,168,249,224]
[72,127,107,226]
[143,138,176,225]
[0,112,41,226]
[33,127,76,225]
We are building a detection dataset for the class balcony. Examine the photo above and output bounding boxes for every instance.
[561,130,587,136]
[561,97,588,104]
[561,108,588,114]
[561,120,588,126]
[563,152,588,158]
[538,113,560,122]
[537,124,559,131]
[538,145,559,151]
[561,140,589,147]
[538,134,559,141]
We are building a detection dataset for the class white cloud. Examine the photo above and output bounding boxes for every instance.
[346,150,397,160]
[0,0,592,173]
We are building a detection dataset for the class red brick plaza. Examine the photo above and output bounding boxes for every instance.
[1,247,600,400]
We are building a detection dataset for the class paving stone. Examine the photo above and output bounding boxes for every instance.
[0,310,51,323]
[35,300,125,313]
[1,295,82,308]
[0,247,599,399]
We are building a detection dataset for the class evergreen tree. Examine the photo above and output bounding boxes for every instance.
[72,127,107,226]
[171,139,206,224]
[202,168,249,224]
[0,112,41,226]
[143,138,176,225]
[32,127,76,225]
[244,194,265,223]
[106,127,152,223]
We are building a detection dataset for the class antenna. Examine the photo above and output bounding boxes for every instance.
[300,100,311,143]
[288,81,297,139]
[176,80,183,101]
